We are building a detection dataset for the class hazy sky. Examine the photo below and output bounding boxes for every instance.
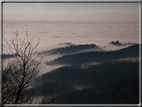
[3,3,139,22]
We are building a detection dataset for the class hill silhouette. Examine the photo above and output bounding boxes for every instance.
[47,44,139,65]
[39,44,102,55]
[34,61,139,104]
[2,54,17,59]
[110,40,136,46]
[39,61,139,89]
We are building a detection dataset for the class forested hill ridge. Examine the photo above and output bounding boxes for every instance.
[47,44,139,65]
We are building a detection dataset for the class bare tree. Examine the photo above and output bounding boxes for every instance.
[2,31,54,104]
[40,88,54,104]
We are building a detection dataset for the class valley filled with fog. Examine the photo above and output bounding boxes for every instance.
[2,21,140,104]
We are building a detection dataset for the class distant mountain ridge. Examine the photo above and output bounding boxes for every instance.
[110,40,136,46]
[39,44,102,55]
[1,54,17,59]
[47,44,139,65]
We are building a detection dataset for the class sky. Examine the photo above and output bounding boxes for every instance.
[3,2,139,22]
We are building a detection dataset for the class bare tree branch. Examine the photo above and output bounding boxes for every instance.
[3,31,54,104]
